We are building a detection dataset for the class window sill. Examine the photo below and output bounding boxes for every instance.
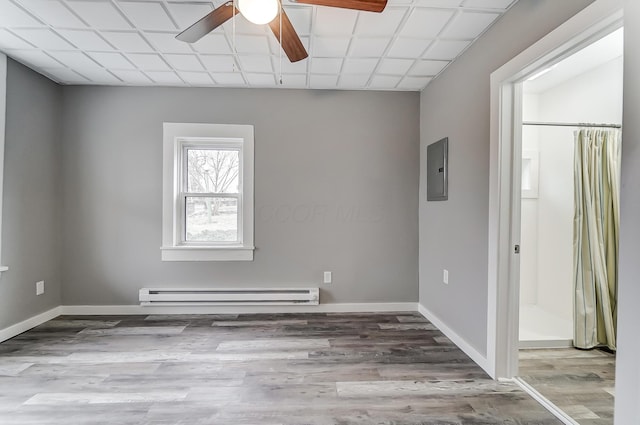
[160,246,254,262]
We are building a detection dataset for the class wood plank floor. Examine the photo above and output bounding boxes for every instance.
[519,348,616,425]
[0,313,562,424]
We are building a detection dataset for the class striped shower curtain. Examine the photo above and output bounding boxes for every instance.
[573,128,621,351]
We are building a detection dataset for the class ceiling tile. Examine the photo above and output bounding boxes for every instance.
[166,2,213,29]
[111,69,152,83]
[12,28,74,50]
[268,35,309,56]
[164,54,204,71]
[410,59,449,75]
[339,74,369,88]
[423,39,470,60]
[9,50,63,68]
[76,67,121,83]
[212,73,245,85]
[57,30,114,51]
[354,8,406,36]
[178,71,213,85]
[314,7,358,35]
[144,32,194,53]
[245,73,276,86]
[126,53,170,70]
[222,15,268,36]
[88,52,135,69]
[387,37,432,57]
[0,29,34,50]
[0,2,42,27]
[279,74,307,87]
[21,0,86,28]
[342,58,378,74]
[42,67,88,83]
[399,8,454,38]
[377,58,414,75]
[414,0,463,6]
[462,0,514,9]
[442,12,499,39]
[200,55,237,72]
[312,37,350,57]
[118,2,176,31]
[47,51,101,69]
[234,35,271,54]
[398,75,432,89]
[101,32,154,52]
[348,38,390,57]
[309,74,338,88]
[369,75,402,89]
[283,7,312,35]
[271,56,307,74]
[146,71,183,84]
[238,55,273,73]
[66,1,132,30]
[310,57,342,74]
[192,33,232,54]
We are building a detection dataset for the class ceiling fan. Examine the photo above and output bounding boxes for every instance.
[176,0,388,63]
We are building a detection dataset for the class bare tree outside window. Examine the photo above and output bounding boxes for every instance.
[185,149,239,242]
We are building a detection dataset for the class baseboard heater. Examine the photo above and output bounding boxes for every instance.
[139,288,320,306]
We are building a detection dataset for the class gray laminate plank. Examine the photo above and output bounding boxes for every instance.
[0,313,563,424]
[519,348,615,425]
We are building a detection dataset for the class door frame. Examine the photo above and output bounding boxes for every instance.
[486,0,624,379]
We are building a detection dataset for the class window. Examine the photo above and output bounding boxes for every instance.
[162,123,254,261]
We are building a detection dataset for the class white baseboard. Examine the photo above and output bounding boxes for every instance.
[519,339,574,349]
[61,302,419,315]
[0,306,63,343]
[513,378,579,425]
[418,303,490,374]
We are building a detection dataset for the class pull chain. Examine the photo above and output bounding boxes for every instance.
[279,0,283,85]
[232,0,237,72]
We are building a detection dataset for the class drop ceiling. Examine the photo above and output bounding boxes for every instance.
[0,0,516,91]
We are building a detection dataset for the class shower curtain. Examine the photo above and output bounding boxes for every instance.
[573,128,621,351]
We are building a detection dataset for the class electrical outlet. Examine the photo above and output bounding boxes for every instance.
[36,280,45,295]
[443,270,449,285]
[323,271,332,284]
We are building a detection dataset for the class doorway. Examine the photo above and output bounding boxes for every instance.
[515,28,622,424]
[486,0,624,423]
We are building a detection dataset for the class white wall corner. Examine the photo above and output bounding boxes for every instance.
[0,54,7,274]
[418,303,491,376]
[0,306,63,343]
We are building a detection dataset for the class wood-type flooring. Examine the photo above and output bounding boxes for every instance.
[519,348,616,425]
[0,313,563,424]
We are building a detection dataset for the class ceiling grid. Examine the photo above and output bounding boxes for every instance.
[0,0,517,91]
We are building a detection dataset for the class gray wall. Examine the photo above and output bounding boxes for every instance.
[615,1,640,421]
[0,60,62,329]
[418,0,594,354]
[60,87,419,305]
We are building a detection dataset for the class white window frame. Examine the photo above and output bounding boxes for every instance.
[162,123,254,261]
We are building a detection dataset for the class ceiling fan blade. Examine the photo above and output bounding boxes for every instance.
[293,0,387,13]
[176,3,237,43]
[268,9,309,63]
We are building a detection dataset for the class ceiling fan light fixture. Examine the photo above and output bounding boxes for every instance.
[237,0,279,25]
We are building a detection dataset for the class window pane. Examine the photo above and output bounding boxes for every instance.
[187,149,239,193]
[185,197,238,242]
